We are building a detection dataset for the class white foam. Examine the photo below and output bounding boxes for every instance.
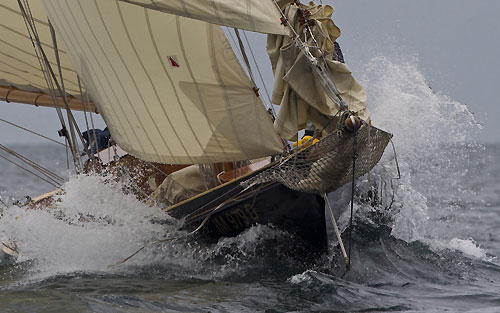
[287,270,316,284]
[356,55,480,243]
[447,238,494,261]
[0,173,178,279]
[0,54,486,282]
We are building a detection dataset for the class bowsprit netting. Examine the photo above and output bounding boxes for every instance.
[243,123,392,194]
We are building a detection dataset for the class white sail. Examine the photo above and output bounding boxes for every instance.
[41,0,284,164]
[118,0,288,35]
[268,2,370,140]
[0,1,88,109]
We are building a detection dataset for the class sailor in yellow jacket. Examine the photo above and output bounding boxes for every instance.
[293,135,320,149]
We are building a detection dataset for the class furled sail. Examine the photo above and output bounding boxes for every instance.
[118,0,288,35]
[268,2,371,140]
[0,1,92,111]
[41,0,285,164]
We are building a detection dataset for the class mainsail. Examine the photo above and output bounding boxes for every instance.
[41,0,284,164]
[118,0,289,35]
[0,1,92,111]
[2,0,375,167]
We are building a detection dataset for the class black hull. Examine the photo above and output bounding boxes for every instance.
[167,181,327,253]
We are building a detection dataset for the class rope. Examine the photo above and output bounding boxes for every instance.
[49,21,85,171]
[77,75,96,162]
[78,74,100,160]
[270,0,347,110]
[225,28,273,112]
[0,144,65,185]
[109,182,254,267]
[0,153,59,188]
[0,118,66,148]
[241,31,276,117]
[347,129,358,270]
[18,0,65,125]
[18,0,82,172]
[233,29,256,86]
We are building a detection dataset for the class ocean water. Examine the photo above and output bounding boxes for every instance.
[1,58,500,313]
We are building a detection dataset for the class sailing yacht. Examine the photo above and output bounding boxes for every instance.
[0,0,392,261]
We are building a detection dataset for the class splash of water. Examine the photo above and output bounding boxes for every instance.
[0,55,488,284]
[445,238,494,261]
[0,174,179,280]
[0,171,295,283]
[357,55,482,246]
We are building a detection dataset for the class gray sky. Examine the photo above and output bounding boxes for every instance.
[332,0,500,143]
[1,0,499,145]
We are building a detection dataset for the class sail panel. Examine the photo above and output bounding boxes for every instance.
[119,0,288,35]
[41,0,284,164]
[268,2,371,140]
[0,1,87,105]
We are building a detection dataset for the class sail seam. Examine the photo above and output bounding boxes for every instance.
[116,3,178,161]
[0,3,50,26]
[245,0,256,33]
[0,35,75,74]
[208,0,224,28]
[0,53,80,92]
[175,16,227,161]
[0,23,71,56]
[81,0,152,154]
[208,25,247,159]
[48,0,141,153]
[144,9,202,162]
[45,1,120,141]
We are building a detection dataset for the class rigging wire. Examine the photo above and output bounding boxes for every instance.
[347,129,358,270]
[79,75,100,162]
[270,0,347,111]
[49,21,88,166]
[17,0,83,172]
[77,76,97,164]
[0,153,60,188]
[0,118,66,148]
[0,144,65,185]
[241,30,277,118]
[225,28,273,111]
[110,182,262,267]
[49,20,80,162]
[233,28,257,85]
[18,0,65,128]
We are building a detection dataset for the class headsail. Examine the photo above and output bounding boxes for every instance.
[0,1,92,110]
[118,0,288,35]
[41,0,284,164]
[268,2,371,140]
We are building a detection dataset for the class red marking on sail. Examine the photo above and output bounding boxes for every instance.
[169,57,180,67]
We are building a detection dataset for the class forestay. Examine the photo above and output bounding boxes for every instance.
[118,0,288,35]
[41,0,284,164]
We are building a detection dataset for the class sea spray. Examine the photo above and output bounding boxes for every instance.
[0,55,490,285]
[0,171,297,282]
[0,173,182,280]
[356,55,483,247]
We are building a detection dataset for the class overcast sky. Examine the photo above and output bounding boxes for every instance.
[1,0,499,145]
